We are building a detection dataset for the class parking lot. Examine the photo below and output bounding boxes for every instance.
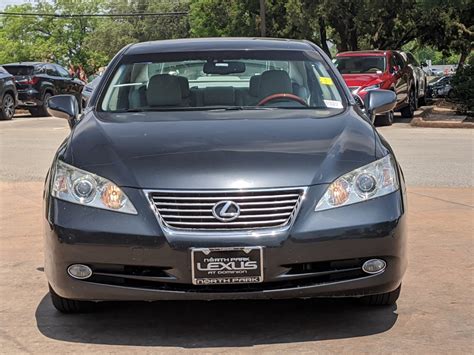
[0,115,473,353]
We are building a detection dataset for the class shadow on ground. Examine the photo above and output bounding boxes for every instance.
[35,294,397,348]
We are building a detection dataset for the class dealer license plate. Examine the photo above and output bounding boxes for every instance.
[191,247,263,285]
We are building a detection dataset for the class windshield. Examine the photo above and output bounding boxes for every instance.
[99,50,345,113]
[334,56,386,74]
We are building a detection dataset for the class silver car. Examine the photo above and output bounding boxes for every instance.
[399,52,428,106]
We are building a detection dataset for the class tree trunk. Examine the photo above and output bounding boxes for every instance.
[259,0,266,37]
[347,1,358,51]
[457,46,471,68]
[318,16,331,58]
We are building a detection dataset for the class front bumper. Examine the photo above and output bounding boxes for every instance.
[44,185,407,301]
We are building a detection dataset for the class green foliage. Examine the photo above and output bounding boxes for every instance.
[189,0,258,37]
[0,0,108,72]
[451,63,474,115]
[86,0,189,59]
[0,0,472,75]
[404,44,460,65]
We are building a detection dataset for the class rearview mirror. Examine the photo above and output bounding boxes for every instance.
[364,90,397,118]
[203,61,246,75]
[47,95,79,129]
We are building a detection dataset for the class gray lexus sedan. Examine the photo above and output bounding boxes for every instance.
[44,38,406,313]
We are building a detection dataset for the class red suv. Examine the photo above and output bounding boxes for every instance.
[334,50,416,126]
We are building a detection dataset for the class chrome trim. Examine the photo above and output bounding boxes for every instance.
[362,259,387,275]
[211,200,241,222]
[153,193,300,201]
[67,264,93,280]
[144,187,307,237]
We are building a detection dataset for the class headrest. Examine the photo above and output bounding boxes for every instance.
[258,70,292,98]
[249,75,261,97]
[203,87,235,106]
[176,76,190,98]
[146,74,182,106]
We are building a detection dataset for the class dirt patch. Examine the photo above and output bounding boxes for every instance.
[411,101,473,128]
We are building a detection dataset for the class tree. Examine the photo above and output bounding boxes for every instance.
[416,0,473,66]
[451,55,474,115]
[189,0,333,56]
[85,0,190,60]
[0,0,108,72]
[189,0,259,37]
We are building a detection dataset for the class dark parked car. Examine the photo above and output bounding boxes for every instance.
[334,50,416,126]
[2,62,84,116]
[0,66,17,120]
[427,75,453,98]
[399,51,428,106]
[81,74,101,107]
[44,38,406,313]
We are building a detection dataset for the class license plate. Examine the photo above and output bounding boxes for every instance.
[191,247,263,285]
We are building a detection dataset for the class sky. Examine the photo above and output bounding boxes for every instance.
[0,0,40,10]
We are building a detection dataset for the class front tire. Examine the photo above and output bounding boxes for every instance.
[375,110,394,126]
[400,89,416,118]
[30,92,52,117]
[49,284,95,313]
[360,284,401,306]
[0,93,15,120]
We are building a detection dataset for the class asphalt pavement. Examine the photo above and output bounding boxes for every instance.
[0,115,473,353]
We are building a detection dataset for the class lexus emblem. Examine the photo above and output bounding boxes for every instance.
[212,201,240,222]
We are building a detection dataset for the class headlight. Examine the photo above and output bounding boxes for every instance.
[51,160,137,214]
[315,155,399,211]
[362,83,381,92]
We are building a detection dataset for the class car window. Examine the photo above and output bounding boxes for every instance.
[394,53,406,68]
[407,53,419,66]
[45,64,59,76]
[34,65,46,74]
[55,65,70,78]
[334,56,385,74]
[99,50,346,115]
[3,65,34,75]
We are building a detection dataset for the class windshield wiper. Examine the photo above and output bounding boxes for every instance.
[208,106,275,112]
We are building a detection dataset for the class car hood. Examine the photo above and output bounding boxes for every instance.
[342,73,383,88]
[65,109,377,189]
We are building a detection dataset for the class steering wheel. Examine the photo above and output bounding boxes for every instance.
[257,93,308,107]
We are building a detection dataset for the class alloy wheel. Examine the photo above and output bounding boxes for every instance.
[2,94,15,120]
[409,90,416,115]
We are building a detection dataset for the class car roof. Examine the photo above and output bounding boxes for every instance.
[3,62,44,66]
[125,37,316,55]
[336,50,389,57]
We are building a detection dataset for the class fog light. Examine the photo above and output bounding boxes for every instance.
[362,259,386,274]
[67,264,92,279]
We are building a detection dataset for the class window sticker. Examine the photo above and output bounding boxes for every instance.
[324,100,343,108]
[320,77,334,85]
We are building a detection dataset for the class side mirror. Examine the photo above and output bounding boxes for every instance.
[47,95,79,129]
[364,90,397,118]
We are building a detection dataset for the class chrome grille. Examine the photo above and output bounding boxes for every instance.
[148,188,306,231]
